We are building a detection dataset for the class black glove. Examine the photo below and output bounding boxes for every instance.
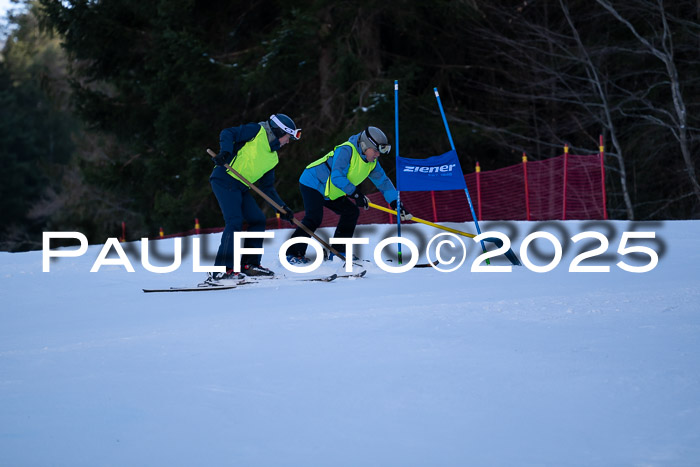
[390,200,413,221]
[351,187,369,210]
[213,150,231,166]
[279,205,295,223]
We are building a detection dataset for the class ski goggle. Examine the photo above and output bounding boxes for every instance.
[364,127,391,154]
[270,114,302,140]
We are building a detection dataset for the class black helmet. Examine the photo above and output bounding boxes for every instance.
[269,114,301,140]
[359,126,391,155]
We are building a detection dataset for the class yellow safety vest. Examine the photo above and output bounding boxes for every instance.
[226,126,279,186]
[306,142,376,200]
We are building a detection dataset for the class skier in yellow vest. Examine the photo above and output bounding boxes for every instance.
[208,114,300,283]
[286,126,412,264]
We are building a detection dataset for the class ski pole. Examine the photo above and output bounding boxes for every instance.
[368,202,521,266]
[207,148,347,262]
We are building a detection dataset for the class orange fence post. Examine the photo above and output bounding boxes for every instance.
[522,154,530,221]
[195,218,200,234]
[159,227,164,238]
[562,144,569,220]
[600,135,608,220]
[430,191,438,222]
[475,162,482,221]
[120,221,126,242]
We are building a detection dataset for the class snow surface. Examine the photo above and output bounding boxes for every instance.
[1,220,699,466]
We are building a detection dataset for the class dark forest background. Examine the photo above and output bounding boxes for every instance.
[1,0,698,251]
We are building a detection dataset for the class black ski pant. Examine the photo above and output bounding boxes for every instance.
[287,183,359,257]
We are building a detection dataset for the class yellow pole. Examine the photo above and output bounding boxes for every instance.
[368,202,476,239]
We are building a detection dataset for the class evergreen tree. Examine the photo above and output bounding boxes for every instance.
[3,0,693,252]
[0,2,76,250]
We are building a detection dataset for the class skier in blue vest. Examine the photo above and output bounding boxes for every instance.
[285,126,412,264]
[207,114,300,283]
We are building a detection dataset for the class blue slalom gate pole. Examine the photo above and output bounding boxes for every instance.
[433,87,489,260]
[394,80,403,265]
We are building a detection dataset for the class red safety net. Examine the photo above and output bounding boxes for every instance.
[274,151,606,229]
[151,151,606,239]
[561,154,606,220]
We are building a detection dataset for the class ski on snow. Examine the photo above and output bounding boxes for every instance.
[300,269,367,282]
[142,269,367,293]
[142,283,240,293]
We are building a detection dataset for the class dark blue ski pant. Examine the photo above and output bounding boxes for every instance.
[211,172,267,269]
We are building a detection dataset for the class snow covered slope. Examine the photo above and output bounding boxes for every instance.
[1,220,699,466]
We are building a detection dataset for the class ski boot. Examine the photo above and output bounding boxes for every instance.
[242,264,275,278]
[204,269,246,285]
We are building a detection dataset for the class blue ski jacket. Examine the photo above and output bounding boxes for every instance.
[299,133,398,203]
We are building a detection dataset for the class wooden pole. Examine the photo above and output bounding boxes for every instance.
[206,149,346,261]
